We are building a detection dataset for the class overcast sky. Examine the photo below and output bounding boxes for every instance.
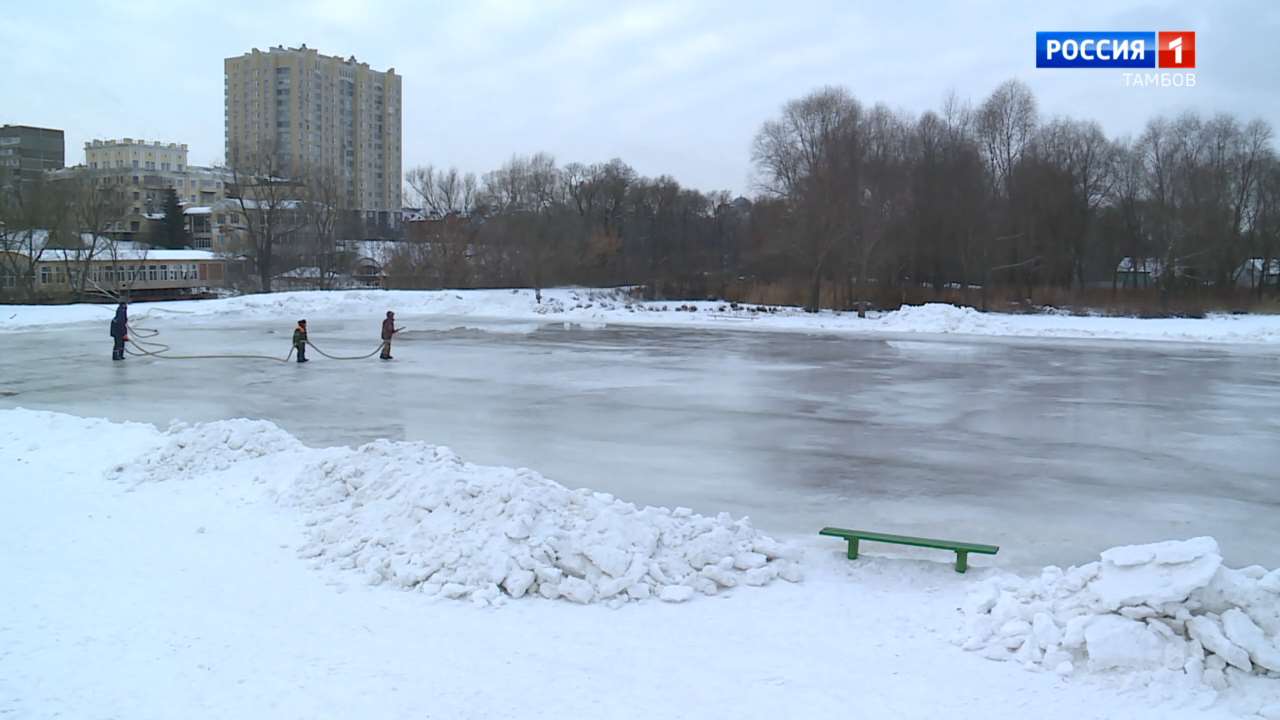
[3,0,1276,195]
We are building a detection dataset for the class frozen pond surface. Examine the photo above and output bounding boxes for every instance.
[3,312,1279,568]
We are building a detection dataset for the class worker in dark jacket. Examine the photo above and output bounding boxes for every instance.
[109,303,128,361]
[380,311,398,359]
[293,319,309,363]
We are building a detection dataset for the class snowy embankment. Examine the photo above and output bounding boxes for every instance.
[3,407,1278,717]
[4,287,1280,344]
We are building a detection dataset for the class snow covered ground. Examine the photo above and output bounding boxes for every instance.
[3,409,1278,719]
[3,287,1280,344]
[3,290,1278,717]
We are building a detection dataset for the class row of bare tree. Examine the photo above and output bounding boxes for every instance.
[396,155,737,300]
[0,171,151,301]
[394,79,1279,311]
[752,80,1278,310]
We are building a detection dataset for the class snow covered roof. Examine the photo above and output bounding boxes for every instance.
[338,238,403,266]
[184,206,213,215]
[276,266,343,279]
[136,249,220,261]
[1116,257,1166,275]
[1238,258,1280,275]
[1117,257,1154,272]
[226,198,302,211]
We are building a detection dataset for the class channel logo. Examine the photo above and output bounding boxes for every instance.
[1036,31,1195,69]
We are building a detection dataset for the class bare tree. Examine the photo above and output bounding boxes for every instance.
[752,86,862,311]
[1250,154,1280,297]
[978,79,1039,199]
[225,139,306,292]
[300,162,346,288]
[64,169,129,299]
[405,165,477,217]
[0,176,73,301]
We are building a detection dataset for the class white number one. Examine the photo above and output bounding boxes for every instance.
[1169,36,1183,64]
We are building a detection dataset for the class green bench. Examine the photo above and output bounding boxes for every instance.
[819,527,999,573]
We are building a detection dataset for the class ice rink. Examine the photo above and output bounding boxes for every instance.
[4,309,1278,569]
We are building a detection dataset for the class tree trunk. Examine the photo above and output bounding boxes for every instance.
[807,266,822,313]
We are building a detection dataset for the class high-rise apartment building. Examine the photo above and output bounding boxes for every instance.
[224,45,402,226]
[0,125,64,187]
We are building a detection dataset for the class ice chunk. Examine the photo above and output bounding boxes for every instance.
[1260,570,1280,595]
[1083,615,1165,671]
[1186,616,1252,672]
[1032,613,1061,650]
[1062,616,1091,649]
[585,546,630,578]
[1118,605,1156,620]
[1220,608,1280,672]
[1000,619,1032,637]
[1090,540,1222,610]
[965,582,1001,616]
[560,577,595,604]
[659,585,695,603]
[1197,567,1280,636]
[501,569,535,599]
[441,582,469,599]
[1099,537,1220,567]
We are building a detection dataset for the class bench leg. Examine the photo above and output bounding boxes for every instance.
[847,538,860,560]
[954,551,968,573]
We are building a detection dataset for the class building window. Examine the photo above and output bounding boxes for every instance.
[133,192,139,200]
[132,160,139,169]
[40,267,50,285]
[132,176,139,185]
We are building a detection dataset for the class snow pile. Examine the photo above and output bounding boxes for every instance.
[959,537,1280,693]
[283,439,803,606]
[877,303,1002,335]
[107,418,803,605]
[109,419,305,485]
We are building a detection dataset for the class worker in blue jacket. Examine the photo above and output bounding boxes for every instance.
[110,303,128,361]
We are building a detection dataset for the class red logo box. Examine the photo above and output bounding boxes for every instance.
[1158,31,1195,68]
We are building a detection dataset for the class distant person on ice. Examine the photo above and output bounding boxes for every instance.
[110,303,128,361]
[293,319,309,363]
[380,311,398,360]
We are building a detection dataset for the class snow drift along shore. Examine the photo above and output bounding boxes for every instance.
[109,418,803,606]
[959,537,1280,696]
[4,287,1280,345]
